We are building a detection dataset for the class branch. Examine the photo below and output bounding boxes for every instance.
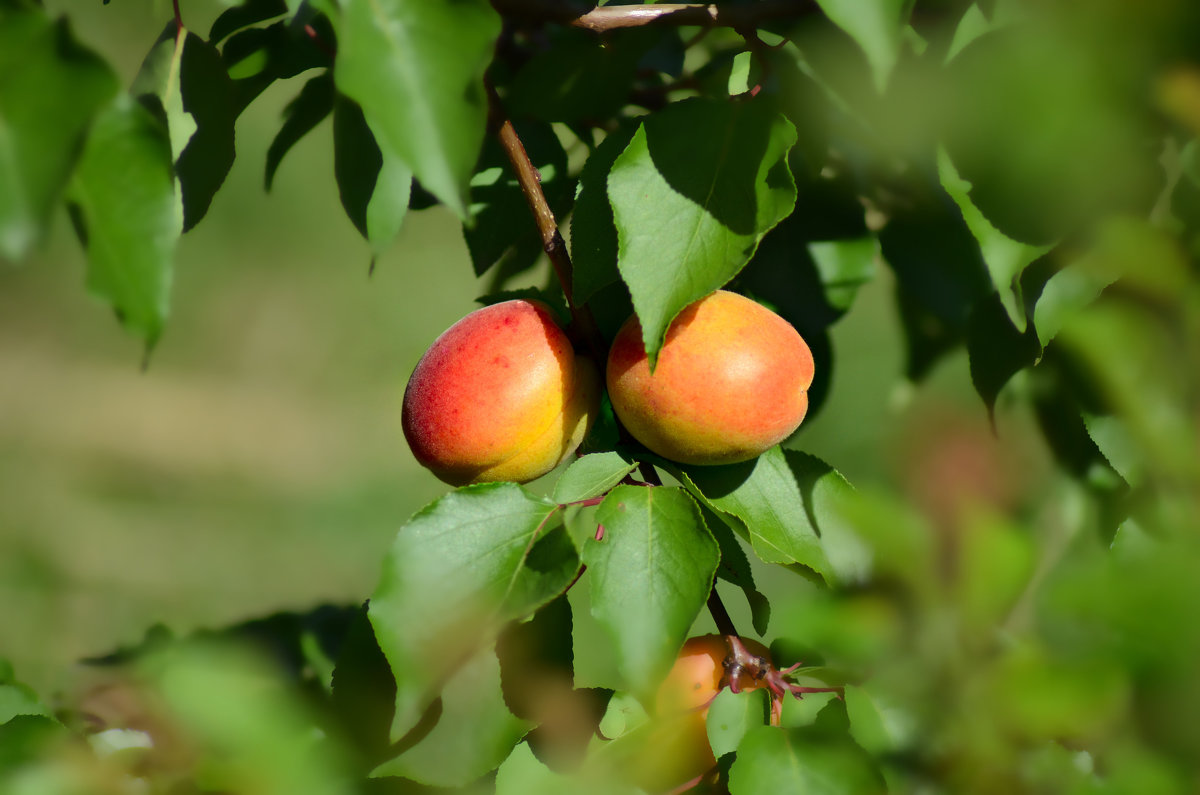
[488,88,607,361]
[492,0,817,32]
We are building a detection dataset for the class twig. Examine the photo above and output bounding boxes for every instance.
[492,0,817,32]
[487,87,607,361]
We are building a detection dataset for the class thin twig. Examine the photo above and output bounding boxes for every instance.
[488,87,606,361]
[492,0,817,32]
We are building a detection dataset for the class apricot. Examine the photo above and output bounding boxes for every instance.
[656,634,773,719]
[607,290,814,465]
[401,299,600,485]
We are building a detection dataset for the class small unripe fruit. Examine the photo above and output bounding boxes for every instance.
[607,291,814,465]
[402,299,600,485]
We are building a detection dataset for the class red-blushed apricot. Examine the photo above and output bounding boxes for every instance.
[401,299,600,485]
[607,290,814,466]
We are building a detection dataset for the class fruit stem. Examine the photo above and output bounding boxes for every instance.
[487,85,607,363]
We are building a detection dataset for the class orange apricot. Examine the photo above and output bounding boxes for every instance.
[606,291,814,466]
[401,299,599,485]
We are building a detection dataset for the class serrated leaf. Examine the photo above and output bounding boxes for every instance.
[0,681,52,725]
[369,483,579,739]
[707,687,769,758]
[939,147,1053,331]
[0,8,118,262]
[608,98,797,366]
[333,95,412,257]
[674,447,833,581]
[175,32,237,231]
[465,121,570,277]
[372,647,530,787]
[265,72,333,190]
[582,486,719,700]
[813,0,910,92]
[1082,413,1141,487]
[728,725,886,795]
[570,124,637,305]
[552,452,637,504]
[335,0,499,220]
[69,94,181,349]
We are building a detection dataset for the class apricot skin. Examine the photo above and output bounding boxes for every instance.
[607,290,814,466]
[401,299,599,486]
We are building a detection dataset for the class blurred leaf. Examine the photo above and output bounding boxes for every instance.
[939,147,1052,330]
[465,121,569,277]
[0,715,63,777]
[209,0,289,45]
[966,292,1041,418]
[369,483,579,739]
[807,237,878,312]
[597,690,649,741]
[813,0,910,92]
[265,72,333,190]
[582,486,719,700]
[608,97,797,366]
[707,687,769,758]
[176,32,237,231]
[330,606,396,768]
[373,647,530,787]
[335,0,499,219]
[956,513,1035,639]
[0,7,118,262]
[506,27,655,124]
[0,679,52,724]
[131,24,195,160]
[68,94,180,349]
[844,683,916,755]
[552,452,636,504]
[728,725,886,794]
[151,643,351,795]
[333,95,412,258]
[570,124,637,305]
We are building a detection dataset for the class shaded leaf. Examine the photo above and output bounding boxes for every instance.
[368,483,579,739]
[335,0,500,219]
[608,97,797,366]
[966,292,1041,418]
[68,94,181,349]
[813,0,910,92]
[570,123,637,305]
[583,486,719,700]
[707,687,769,758]
[706,510,771,636]
[0,8,118,261]
[265,72,333,191]
[176,32,237,231]
[209,0,288,45]
[333,95,412,257]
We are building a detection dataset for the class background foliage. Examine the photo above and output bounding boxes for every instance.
[2,0,1199,793]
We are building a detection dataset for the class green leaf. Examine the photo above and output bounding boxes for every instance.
[813,0,910,92]
[674,447,842,582]
[939,147,1053,331]
[497,740,636,795]
[570,124,637,305]
[131,24,195,160]
[369,483,579,739]
[608,98,797,366]
[333,95,412,257]
[1082,413,1141,486]
[335,0,500,220]
[807,237,878,313]
[582,486,720,700]
[966,292,1042,418]
[728,725,886,795]
[0,681,52,725]
[707,687,769,758]
[265,72,333,191]
[465,121,570,277]
[0,715,63,776]
[68,94,181,349]
[844,683,914,755]
[552,452,637,505]
[372,647,530,787]
[176,32,237,231]
[0,8,118,261]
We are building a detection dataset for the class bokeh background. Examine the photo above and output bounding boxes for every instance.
[1,0,1045,697]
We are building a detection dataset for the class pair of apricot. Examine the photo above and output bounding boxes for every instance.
[401,290,815,485]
